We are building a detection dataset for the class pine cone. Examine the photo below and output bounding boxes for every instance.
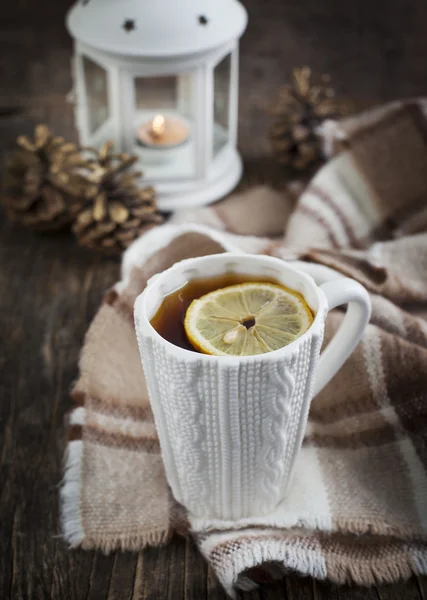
[269,67,349,172]
[1,124,86,230]
[72,141,164,254]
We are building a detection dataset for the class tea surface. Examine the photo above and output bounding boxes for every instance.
[150,273,310,353]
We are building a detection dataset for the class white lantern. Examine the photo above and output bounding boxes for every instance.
[66,0,248,211]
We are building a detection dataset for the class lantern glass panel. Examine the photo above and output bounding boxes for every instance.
[133,73,197,181]
[134,76,177,111]
[82,56,110,135]
[213,53,231,157]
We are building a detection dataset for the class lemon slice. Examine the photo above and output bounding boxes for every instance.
[184,282,313,356]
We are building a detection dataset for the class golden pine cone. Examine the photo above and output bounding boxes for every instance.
[72,141,164,254]
[1,124,86,230]
[269,67,349,172]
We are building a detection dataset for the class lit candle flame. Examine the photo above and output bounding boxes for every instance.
[151,114,166,139]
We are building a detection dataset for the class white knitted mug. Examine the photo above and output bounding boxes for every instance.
[134,253,371,520]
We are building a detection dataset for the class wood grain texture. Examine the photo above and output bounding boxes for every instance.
[1,0,427,598]
[417,577,427,600]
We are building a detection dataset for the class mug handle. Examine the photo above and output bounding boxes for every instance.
[313,278,371,396]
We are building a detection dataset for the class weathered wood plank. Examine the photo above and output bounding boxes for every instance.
[417,577,427,600]
[107,553,138,600]
[140,544,173,599]
[86,553,115,600]
[207,563,228,600]
[242,581,289,600]
[377,580,424,600]
[336,584,379,600]
[51,548,95,600]
[285,576,316,600]
[184,538,208,600]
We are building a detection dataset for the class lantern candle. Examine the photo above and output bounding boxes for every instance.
[151,114,166,140]
[137,114,190,164]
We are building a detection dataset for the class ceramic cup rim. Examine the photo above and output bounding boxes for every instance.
[134,253,328,363]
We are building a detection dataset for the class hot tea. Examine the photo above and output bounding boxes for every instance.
[150,272,314,355]
[136,253,370,516]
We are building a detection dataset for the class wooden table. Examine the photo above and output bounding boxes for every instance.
[1,0,427,597]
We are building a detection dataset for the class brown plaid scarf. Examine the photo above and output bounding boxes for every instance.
[61,103,427,596]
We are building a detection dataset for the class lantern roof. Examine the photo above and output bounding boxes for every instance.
[66,0,247,58]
